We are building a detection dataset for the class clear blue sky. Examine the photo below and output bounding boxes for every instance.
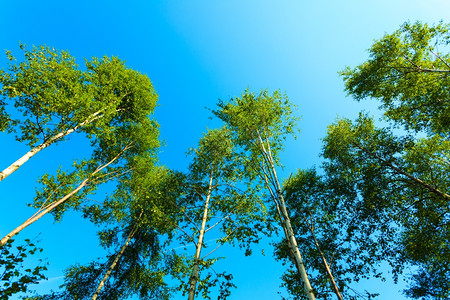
[0,1,448,299]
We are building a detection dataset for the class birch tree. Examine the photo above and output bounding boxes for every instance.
[0,42,160,244]
[0,44,158,181]
[171,128,267,300]
[274,169,382,300]
[27,160,182,300]
[212,90,316,300]
[334,21,450,299]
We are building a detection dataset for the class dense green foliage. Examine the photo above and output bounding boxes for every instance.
[175,128,267,299]
[274,169,381,300]
[332,21,450,299]
[0,239,46,299]
[340,22,450,135]
[213,90,319,300]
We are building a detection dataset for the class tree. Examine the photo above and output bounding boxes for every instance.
[173,127,266,300]
[0,44,160,245]
[274,169,382,300]
[322,114,449,299]
[337,21,450,299]
[27,160,181,300]
[0,44,158,181]
[212,89,316,300]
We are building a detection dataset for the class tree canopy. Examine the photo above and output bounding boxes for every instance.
[332,21,450,299]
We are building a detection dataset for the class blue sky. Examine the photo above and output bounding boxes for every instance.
[1,0,449,299]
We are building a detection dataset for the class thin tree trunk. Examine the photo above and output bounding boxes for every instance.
[187,172,214,300]
[256,130,316,300]
[307,211,343,300]
[276,192,316,300]
[0,145,129,246]
[91,210,143,300]
[0,178,89,246]
[0,109,105,182]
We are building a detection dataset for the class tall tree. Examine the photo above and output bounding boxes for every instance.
[274,169,382,300]
[213,90,316,300]
[0,43,160,244]
[336,21,450,299]
[175,127,266,300]
[28,160,181,300]
[0,44,158,181]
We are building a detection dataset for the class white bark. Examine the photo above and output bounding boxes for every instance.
[0,109,105,182]
[256,129,315,300]
[188,172,214,300]
[91,210,143,300]
[0,144,129,246]
[0,178,89,247]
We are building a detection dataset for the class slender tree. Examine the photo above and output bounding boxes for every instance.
[0,44,158,182]
[213,90,316,300]
[177,128,266,300]
[275,169,382,300]
[28,161,181,300]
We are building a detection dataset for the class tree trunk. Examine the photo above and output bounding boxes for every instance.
[0,145,127,246]
[276,192,316,300]
[187,172,214,300]
[307,211,343,300]
[0,109,105,182]
[257,130,315,300]
[0,178,89,247]
[91,210,143,300]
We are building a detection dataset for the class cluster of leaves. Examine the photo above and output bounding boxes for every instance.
[0,238,47,300]
[340,21,450,135]
[169,127,268,299]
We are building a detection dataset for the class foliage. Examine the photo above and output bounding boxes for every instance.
[52,227,169,300]
[213,90,320,300]
[332,22,450,298]
[0,44,159,148]
[24,43,161,222]
[274,169,381,300]
[0,44,162,298]
[0,238,47,299]
[43,160,179,299]
[212,89,298,174]
[340,21,450,135]
[184,128,267,252]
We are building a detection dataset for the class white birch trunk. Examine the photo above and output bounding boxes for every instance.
[91,210,143,300]
[187,172,214,300]
[256,130,315,300]
[0,178,89,246]
[0,109,105,182]
[0,145,128,246]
